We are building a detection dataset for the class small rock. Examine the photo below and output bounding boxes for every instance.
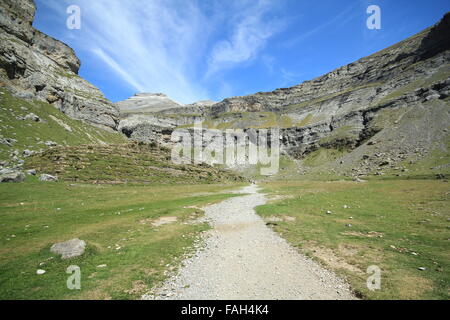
[39,174,58,182]
[97,264,107,268]
[26,169,36,176]
[418,267,427,271]
[36,269,46,275]
[24,113,40,122]
[0,138,16,147]
[0,169,25,183]
[44,141,57,147]
[326,210,332,215]
[22,149,34,157]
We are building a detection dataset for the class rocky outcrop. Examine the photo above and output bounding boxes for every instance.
[0,0,120,130]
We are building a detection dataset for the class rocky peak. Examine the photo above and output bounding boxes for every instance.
[186,100,217,108]
[117,93,183,114]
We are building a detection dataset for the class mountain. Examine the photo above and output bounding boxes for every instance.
[1,0,448,181]
[0,0,119,130]
[117,93,182,114]
[119,13,450,179]
[0,0,243,184]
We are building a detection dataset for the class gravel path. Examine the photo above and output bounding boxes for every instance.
[142,184,355,300]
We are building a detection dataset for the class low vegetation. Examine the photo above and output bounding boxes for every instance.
[256,179,450,299]
[0,181,242,299]
[25,142,246,184]
[0,88,126,163]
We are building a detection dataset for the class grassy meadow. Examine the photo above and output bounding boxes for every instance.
[256,179,450,299]
[0,180,243,299]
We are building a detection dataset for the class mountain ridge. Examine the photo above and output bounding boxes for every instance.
[117,12,449,179]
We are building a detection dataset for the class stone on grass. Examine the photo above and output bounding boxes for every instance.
[24,113,40,122]
[50,238,86,259]
[39,173,58,182]
[36,269,46,275]
[0,169,25,183]
[44,141,57,147]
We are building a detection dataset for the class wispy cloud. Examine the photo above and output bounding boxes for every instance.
[206,0,284,76]
[39,0,284,104]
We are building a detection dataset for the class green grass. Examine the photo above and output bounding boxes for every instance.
[303,148,347,168]
[318,125,359,147]
[0,88,126,162]
[0,181,243,299]
[197,112,297,130]
[256,180,450,300]
[296,114,314,127]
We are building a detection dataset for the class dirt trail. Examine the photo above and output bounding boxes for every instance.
[143,184,355,300]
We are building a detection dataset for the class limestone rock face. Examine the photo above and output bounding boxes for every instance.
[0,0,120,130]
[210,13,450,116]
[116,13,449,177]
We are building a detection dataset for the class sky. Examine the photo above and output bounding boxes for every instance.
[33,0,450,104]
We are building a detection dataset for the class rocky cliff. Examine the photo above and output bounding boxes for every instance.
[119,13,450,179]
[0,0,119,130]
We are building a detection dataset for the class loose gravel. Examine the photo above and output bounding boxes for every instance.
[142,184,356,300]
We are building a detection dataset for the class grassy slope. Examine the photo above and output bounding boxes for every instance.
[0,181,243,299]
[256,180,449,300]
[25,142,246,184]
[0,87,248,299]
[0,88,127,162]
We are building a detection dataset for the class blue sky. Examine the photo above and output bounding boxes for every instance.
[33,0,450,104]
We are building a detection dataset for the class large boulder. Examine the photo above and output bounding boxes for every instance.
[50,238,86,259]
[0,169,25,182]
